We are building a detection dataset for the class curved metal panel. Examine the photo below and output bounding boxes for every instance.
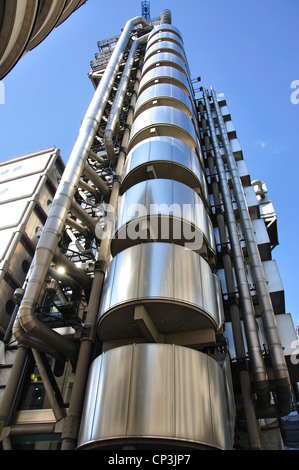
[134,82,194,119]
[142,52,188,78]
[28,0,67,50]
[97,243,223,341]
[139,65,191,97]
[121,136,207,199]
[148,24,184,43]
[128,105,200,154]
[146,31,184,51]
[0,0,39,80]
[0,0,86,80]
[77,344,233,450]
[144,41,186,65]
[111,178,215,257]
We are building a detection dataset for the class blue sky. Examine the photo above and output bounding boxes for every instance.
[0,0,298,330]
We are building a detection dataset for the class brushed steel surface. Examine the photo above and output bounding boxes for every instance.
[77,344,233,450]
[134,82,193,119]
[146,31,184,51]
[111,178,215,256]
[149,24,183,44]
[148,24,184,43]
[142,52,188,79]
[144,41,187,65]
[122,136,206,196]
[139,65,191,96]
[128,105,200,154]
[98,243,224,340]
[15,16,149,360]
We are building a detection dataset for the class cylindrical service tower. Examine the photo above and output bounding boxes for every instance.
[77,12,234,451]
[0,8,294,452]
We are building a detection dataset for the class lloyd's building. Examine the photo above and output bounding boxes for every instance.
[0,6,298,450]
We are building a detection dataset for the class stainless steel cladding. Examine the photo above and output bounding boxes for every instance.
[77,344,233,450]
[160,9,172,25]
[128,105,200,153]
[111,178,215,257]
[97,242,224,341]
[138,65,191,96]
[121,136,207,197]
[146,31,184,50]
[147,24,184,43]
[144,40,187,64]
[142,53,188,80]
[134,82,194,119]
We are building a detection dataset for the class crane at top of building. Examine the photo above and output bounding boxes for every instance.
[141,1,151,21]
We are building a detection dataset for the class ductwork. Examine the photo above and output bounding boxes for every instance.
[15,15,149,361]
[198,99,262,449]
[160,9,172,24]
[104,32,151,163]
[60,20,149,450]
[104,39,138,163]
[209,87,292,416]
[202,90,270,410]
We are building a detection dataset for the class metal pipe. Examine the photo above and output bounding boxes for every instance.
[89,149,105,164]
[203,90,270,410]
[199,101,262,449]
[104,38,139,163]
[61,68,143,449]
[65,216,90,238]
[161,9,172,24]
[53,249,91,289]
[104,33,151,164]
[31,349,65,422]
[60,22,148,450]
[16,15,149,362]
[13,320,65,360]
[77,177,100,199]
[70,200,97,233]
[0,347,29,435]
[6,423,57,436]
[1,437,12,450]
[48,266,79,290]
[3,304,19,345]
[210,87,292,416]
[83,162,110,198]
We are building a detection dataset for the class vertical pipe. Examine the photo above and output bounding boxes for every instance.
[0,347,29,436]
[160,9,172,24]
[199,100,262,449]
[203,89,270,411]
[31,349,65,422]
[210,87,291,416]
[60,45,145,451]
[105,38,139,163]
[17,16,149,361]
